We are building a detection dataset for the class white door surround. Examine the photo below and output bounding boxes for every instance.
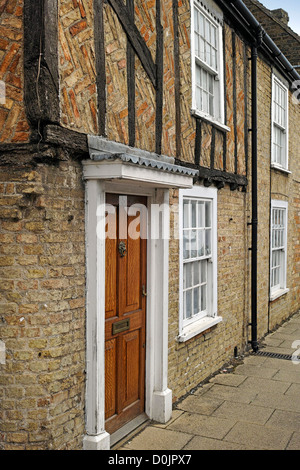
[82,137,197,450]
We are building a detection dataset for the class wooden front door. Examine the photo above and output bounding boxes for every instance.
[105,194,147,435]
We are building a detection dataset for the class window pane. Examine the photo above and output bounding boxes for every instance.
[205,201,211,227]
[183,200,189,228]
[186,290,192,319]
[191,200,197,227]
[201,285,206,311]
[193,287,199,315]
[183,230,190,259]
[191,230,197,258]
[205,229,211,256]
[197,229,204,257]
[184,263,193,289]
[201,261,206,283]
[198,201,204,227]
[193,261,200,285]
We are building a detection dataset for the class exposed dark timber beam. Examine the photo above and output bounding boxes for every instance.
[107,0,156,87]
[94,0,106,136]
[194,119,201,166]
[197,166,247,188]
[43,124,88,154]
[174,159,248,189]
[173,0,181,158]
[126,0,135,147]
[23,0,59,127]
[155,0,163,154]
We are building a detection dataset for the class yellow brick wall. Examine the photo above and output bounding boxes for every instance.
[0,159,86,450]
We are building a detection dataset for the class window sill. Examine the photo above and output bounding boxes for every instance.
[271,163,291,175]
[191,109,231,133]
[270,287,289,302]
[177,315,222,343]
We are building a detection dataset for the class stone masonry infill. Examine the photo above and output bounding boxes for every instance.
[114,311,300,451]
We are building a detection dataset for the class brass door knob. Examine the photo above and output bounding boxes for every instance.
[118,241,127,257]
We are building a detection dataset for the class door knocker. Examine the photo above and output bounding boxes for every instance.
[118,241,127,257]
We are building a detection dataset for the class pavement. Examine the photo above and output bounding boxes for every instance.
[113,310,300,451]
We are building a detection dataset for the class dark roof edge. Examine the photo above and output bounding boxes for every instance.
[216,0,300,86]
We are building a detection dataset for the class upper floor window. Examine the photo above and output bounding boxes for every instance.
[191,1,225,128]
[272,75,289,171]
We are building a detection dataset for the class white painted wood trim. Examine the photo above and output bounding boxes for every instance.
[270,199,289,300]
[190,0,225,126]
[82,160,194,189]
[178,185,220,342]
[83,170,174,448]
[83,179,110,450]
[271,73,289,171]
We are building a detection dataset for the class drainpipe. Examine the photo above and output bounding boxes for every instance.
[249,32,263,353]
[229,0,264,352]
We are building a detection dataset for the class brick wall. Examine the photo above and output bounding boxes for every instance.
[247,53,300,335]
[0,0,30,143]
[267,90,300,330]
[289,93,300,316]
[0,155,86,449]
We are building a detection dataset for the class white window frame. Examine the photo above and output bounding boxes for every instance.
[271,74,290,173]
[191,0,229,132]
[177,185,221,342]
[270,200,289,301]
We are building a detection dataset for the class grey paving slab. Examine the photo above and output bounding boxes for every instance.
[258,356,298,370]
[176,394,223,416]
[182,435,247,450]
[285,383,300,396]
[200,383,258,404]
[209,373,247,387]
[152,409,184,428]
[263,336,285,346]
[286,432,300,450]
[252,391,300,413]
[238,375,291,394]
[266,409,300,432]
[224,422,293,450]
[272,367,300,384]
[240,354,266,365]
[121,426,192,451]
[168,412,236,440]
[232,363,279,378]
[277,339,300,349]
[211,401,274,425]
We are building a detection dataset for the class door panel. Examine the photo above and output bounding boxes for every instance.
[105,216,118,319]
[122,330,140,407]
[105,194,147,435]
[105,338,117,419]
[125,220,141,310]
